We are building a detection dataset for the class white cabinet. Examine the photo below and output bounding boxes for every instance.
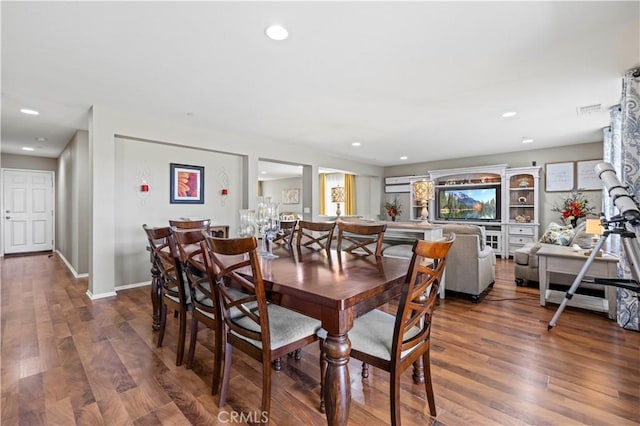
[392,164,539,258]
[505,167,541,256]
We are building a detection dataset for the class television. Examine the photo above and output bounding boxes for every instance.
[436,185,500,221]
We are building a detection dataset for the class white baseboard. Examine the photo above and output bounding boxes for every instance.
[86,289,117,300]
[115,281,150,291]
[55,250,89,278]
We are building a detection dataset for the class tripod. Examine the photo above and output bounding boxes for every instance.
[547,216,640,330]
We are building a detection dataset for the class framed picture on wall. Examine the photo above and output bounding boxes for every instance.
[545,161,574,192]
[282,188,300,204]
[576,159,603,191]
[170,163,204,204]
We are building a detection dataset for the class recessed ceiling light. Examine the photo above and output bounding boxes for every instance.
[265,25,288,41]
[261,171,267,175]
[20,108,39,115]
[522,138,534,144]
[501,111,517,118]
[22,147,35,151]
[351,142,361,147]
[400,156,408,160]
[36,137,47,142]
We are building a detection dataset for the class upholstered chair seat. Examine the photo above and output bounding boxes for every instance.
[317,310,421,361]
[382,244,414,259]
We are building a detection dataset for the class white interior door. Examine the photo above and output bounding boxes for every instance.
[2,169,54,254]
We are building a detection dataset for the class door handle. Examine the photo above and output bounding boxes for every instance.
[5,216,10,220]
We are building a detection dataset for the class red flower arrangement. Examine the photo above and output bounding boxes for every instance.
[551,190,595,226]
[384,197,402,221]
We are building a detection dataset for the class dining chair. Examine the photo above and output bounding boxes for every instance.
[318,235,455,424]
[295,220,336,251]
[272,219,297,247]
[171,228,220,391]
[202,234,321,421]
[143,224,192,366]
[336,221,388,256]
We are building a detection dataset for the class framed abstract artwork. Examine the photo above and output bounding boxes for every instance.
[170,163,204,204]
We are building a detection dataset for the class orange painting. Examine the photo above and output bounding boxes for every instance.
[177,171,198,197]
[170,163,204,204]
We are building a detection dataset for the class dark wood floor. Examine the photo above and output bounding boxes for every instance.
[1,253,638,425]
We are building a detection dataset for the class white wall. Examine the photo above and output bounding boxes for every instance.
[87,105,384,297]
[114,137,243,286]
[56,130,89,275]
[1,154,58,171]
[261,177,303,215]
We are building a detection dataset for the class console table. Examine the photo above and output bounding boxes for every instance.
[537,245,618,319]
[383,221,443,242]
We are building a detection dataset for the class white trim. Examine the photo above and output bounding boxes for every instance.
[86,289,117,300]
[115,281,150,291]
[55,250,88,278]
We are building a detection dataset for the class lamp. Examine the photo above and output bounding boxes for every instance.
[585,218,605,256]
[331,186,345,217]
[412,180,434,222]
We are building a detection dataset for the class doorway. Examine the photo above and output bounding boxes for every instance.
[2,169,54,254]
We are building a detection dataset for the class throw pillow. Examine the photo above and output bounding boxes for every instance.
[539,222,575,246]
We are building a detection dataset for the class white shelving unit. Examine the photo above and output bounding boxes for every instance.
[505,166,541,256]
[427,164,508,258]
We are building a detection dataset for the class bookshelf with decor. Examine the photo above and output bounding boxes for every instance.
[505,166,541,256]
[427,164,508,257]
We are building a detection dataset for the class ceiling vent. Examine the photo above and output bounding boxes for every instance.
[576,104,602,115]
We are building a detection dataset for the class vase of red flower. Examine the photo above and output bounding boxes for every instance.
[384,197,402,221]
[551,190,595,227]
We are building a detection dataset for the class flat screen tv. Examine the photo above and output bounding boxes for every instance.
[436,185,500,221]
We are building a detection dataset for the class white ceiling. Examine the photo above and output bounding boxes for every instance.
[2,2,638,168]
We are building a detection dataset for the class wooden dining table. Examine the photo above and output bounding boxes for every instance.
[259,247,410,426]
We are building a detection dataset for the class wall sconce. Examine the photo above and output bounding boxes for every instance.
[412,180,434,223]
[331,186,345,217]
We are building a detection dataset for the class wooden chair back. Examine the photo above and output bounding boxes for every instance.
[393,235,454,365]
[172,227,208,290]
[337,222,387,256]
[201,235,269,357]
[273,219,297,247]
[326,234,455,423]
[169,219,211,232]
[143,225,186,302]
[202,233,319,417]
[143,224,190,366]
[295,220,336,251]
[172,227,222,389]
